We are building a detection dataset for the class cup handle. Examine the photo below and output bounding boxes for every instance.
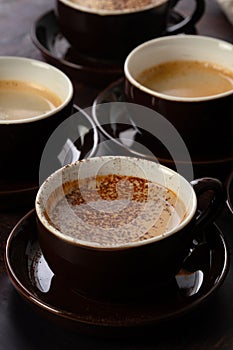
[190,177,225,230]
[165,0,205,35]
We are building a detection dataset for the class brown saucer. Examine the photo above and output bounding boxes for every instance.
[31,11,123,87]
[5,209,229,336]
[0,106,98,210]
[31,10,197,88]
[92,78,233,182]
[0,179,38,211]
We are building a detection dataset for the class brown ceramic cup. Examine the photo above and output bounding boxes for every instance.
[55,0,205,61]
[0,56,74,181]
[124,35,233,158]
[35,156,224,301]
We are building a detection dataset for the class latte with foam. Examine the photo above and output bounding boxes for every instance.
[0,80,62,121]
[69,0,166,13]
[46,174,186,247]
[137,60,233,98]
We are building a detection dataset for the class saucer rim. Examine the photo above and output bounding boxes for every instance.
[31,10,123,74]
[5,209,229,331]
[92,78,233,165]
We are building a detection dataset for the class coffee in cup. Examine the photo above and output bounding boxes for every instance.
[137,60,233,98]
[124,35,233,157]
[36,156,225,300]
[56,0,205,61]
[68,0,166,12]
[0,80,62,121]
[0,56,74,180]
[45,173,186,246]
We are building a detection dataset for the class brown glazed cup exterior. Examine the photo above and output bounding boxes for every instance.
[55,0,205,61]
[0,57,74,181]
[124,35,233,158]
[35,156,225,301]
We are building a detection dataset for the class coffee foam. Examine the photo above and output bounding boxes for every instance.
[67,0,167,15]
[137,60,233,98]
[0,80,62,121]
[45,175,186,247]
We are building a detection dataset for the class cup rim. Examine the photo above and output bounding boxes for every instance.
[35,156,197,250]
[58,0,167,16]
[0,56,73,125]
[124,35,233,102]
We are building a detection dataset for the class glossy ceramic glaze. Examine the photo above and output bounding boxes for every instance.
[92,78,233,182]
[31,11,123,87]
[124,35,233,157]
[35,156,224,300]
[0,105,98,210]
[5,209,229,335]
[55,0,205,61]
[0,56,74,180]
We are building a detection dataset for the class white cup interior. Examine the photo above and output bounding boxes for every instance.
[124,35,233,102]
[0,56,73,124]
[36,156,197,248]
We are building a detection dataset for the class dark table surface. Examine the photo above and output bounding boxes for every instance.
[1,0,233,349]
